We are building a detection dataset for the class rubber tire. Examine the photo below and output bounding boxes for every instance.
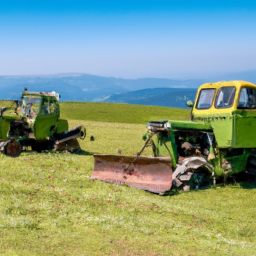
[4,140,22,157]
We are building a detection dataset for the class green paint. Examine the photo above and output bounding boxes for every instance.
[210,117,233,148]
[168,120,212,132]
[193,112,256,148]
[233,114,256,148]
[155,132,178,167]
[0,117,11,140]
[166,132,178,167]
[56,119,69,134]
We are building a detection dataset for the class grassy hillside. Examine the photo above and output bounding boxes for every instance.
[60,102,190,124]
[0,102,256,255]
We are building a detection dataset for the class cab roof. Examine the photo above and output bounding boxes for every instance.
[193,80,256,116]
[22,91,60,101]
[200,81,256,90]
[22,92,53,96]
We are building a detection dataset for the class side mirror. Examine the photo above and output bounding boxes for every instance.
[186,100,194,108]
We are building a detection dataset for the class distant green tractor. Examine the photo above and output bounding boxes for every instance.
[92,81,256,193]
[0,89,85,157]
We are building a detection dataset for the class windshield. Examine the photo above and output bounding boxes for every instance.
[196,89,215,109]
[215,86,236,109]
[17,97,41,117]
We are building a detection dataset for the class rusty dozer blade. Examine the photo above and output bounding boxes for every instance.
[91,154,172,194]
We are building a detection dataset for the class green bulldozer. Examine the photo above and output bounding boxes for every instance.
[91,81,256,193]
[0,88,85,157]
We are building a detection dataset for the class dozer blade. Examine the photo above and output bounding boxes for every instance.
[91,154,172,194]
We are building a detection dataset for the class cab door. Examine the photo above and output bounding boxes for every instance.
[34,96,59,140]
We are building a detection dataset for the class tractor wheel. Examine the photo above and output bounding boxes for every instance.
[4,140,22,157]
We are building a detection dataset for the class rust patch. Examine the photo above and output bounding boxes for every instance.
[91,154,172,194]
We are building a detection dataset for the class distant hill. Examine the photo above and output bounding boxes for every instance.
[93,88,187,102]
[95,88,197,109]
[129,90,197,109]
[0,74,203,101]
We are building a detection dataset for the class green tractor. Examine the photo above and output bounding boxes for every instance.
[91,81,256,193]
[0,89,85,157]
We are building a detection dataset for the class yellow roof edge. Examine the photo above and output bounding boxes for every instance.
[199,80,256,89]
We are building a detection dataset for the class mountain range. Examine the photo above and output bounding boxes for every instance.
[93,88,197,109]
[0,70,255,109]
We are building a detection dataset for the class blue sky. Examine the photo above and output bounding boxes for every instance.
[0,0,256,78]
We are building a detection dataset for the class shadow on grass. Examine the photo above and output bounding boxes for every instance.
[75,149,94,156]
[229,173,256,189]
[163,178,256,196]
[229,181,256,189]
[163,189,181,196]
[22,149,95,156]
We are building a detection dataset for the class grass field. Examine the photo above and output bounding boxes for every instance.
[1,102,256,255]
[59,102,190,124]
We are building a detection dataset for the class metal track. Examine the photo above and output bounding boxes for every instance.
[172,157,213,191]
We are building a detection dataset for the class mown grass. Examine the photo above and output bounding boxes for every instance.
[0,102,256,255]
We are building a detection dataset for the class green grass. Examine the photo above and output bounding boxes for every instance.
[60,102,190,124]
[0,102,256,255]
[0,100,190,124]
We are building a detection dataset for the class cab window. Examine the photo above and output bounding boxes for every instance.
[41,98,50,115]
[41,98,59,115]
[196,89,215,109]
[49,99,59,114]
[238,88,256,109]
[17,96,41,117]
[215,86,236,109]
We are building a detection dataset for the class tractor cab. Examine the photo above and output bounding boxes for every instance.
[17,91,61,140]
[17,91,60,119]
[191,81,256,117]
